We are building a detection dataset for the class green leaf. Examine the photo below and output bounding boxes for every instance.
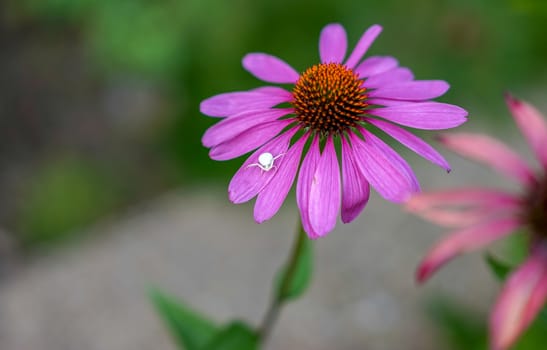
[202,322,259,350]
[484,253,513,281]
[275,227,313,302]
[149,289,218,350]
[425,296,487,350]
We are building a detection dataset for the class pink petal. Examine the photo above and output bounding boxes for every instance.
[296,135,321,238]
[506,93,547,169]
[405,188,522,228]
[253,136,307,223]
[228,128,298,203]
[363,67,414,89]
[319,23,347,64]
[490,245,547,350]
[354,56,398,78]
[344,24,383,69]
[209,119,292,160]
[416,218,521,282]
[349,131,416,203]
[242,53,300,84]
[361,128,421,193]
[406,189,522,212]
[365,118,450,171]
[308,136,341,237]
[366,98,415,107]
[368,80,450,101]
[200,87,293,117]
[202,108,293,147]
[341,137,370,223]
[438,133,536,186]
[368,102,468,129]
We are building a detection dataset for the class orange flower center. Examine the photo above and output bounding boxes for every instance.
[291,63,368,134]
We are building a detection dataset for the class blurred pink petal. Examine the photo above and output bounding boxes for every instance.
[417,218,521,282]
[438,133,536,185]
[491,245,547,350]
[406,189,522,212]
[406,188,522,228]
[505,93,547,169]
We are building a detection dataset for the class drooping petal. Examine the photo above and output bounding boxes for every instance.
[406,188,523,212]
[363,67,414,89]
[308,136,341,237]
[505,93,547,169]
[410,206,518,228]
[341,137,370,223]
[405,188,523,213]
[349,131,415,203]
[438,133,536,186]
[202,108,293,147]
[490,245,547,350]
[296,135,321,238]
[368,81,450,101]
[200,87,293,117]
[416,218,522,282]
[254,136,307,223]
[242,53,300,84]
[354,56,398,78]
[228,128,298,204]
[365,118,450,171]
[368,102,468,129]
[344,24,383,69]
[210,119,292,160]
[406,188,522,228]
[319,23,347,64]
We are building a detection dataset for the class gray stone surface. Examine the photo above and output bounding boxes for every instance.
[0,133,525,350]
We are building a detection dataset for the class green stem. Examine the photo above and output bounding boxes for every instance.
[259,219,307,342]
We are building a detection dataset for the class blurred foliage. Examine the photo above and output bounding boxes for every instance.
[274,224,313,302]
[428,295,547,350]
[4,0,547,249]
[150,289,220,350]
[9,0,547,183]
[150,289,259,350]
[17,156,122,247]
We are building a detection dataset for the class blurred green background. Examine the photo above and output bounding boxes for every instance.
[1,0,547,348]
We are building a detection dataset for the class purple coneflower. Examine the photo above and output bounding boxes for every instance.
[407,95,547,350]
[201,23,467,238]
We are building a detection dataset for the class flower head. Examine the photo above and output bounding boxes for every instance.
[406,94,547,350]
[201,23,467,238]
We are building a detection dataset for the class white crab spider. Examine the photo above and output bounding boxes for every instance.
[247,152,284,172]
